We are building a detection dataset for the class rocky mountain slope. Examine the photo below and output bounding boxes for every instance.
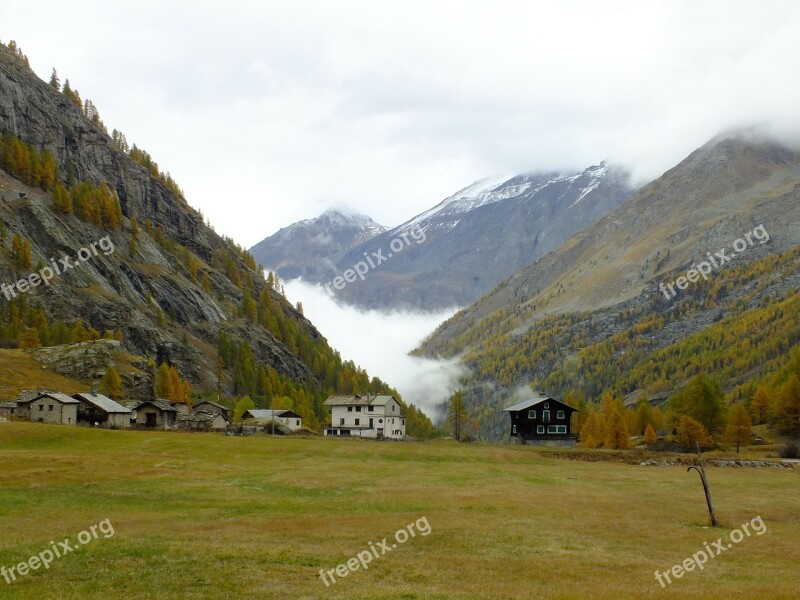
[421,133,800,357]
[307,163,633,309]
[0,40,435,433]
[414,132,800,438]
[250,208,386,282]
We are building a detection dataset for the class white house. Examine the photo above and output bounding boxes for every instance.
[323,394,406,439]
[243,409,303,431]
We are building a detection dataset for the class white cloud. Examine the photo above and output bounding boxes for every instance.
[283,280,464,419]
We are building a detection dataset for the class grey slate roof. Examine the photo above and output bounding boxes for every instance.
[502,396,578,412]
[73,393,132,414]
[20,392,80,405]
[324,394,398,407]
[0,401,17,409]
[195,401,230,413]
[178,412,226,423]
[134,399,178,413]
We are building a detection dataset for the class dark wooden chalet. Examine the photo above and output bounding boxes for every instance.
[503,395,579,445]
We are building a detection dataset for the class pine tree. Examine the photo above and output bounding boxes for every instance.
[49,68,60,91]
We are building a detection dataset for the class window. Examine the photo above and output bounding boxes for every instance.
[392,404,396,412]
[340,418,345,425]
[296,420,300,426]
[347,407,353,412]
[49,405,54,412]
[547,425,567,434]
[368,406,374,412]
[512,424,517,434]
[542,410,550,423]
[355,418,360,425]
[39,405,44,411]
[557,410,565,419]
[355,406,362,412]
[528,410,536,420]
[536,425,544,434]
[544,402,549,409]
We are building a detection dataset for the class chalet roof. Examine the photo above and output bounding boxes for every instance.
[244,409,302,420]
[503,396,579,412]
[73,393,132,414]
[195,400,230,413]
[15,390,45,404]
[19,392,80,405]
[134,399,178,413]
[178,412,226,423]
[0,401,17,409]
[324,394,398,407]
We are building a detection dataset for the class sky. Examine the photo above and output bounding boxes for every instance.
[4,1,800,417]
[4,1,800,247]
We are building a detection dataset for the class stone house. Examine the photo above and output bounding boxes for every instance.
[20,392,80,425]
[73,393,132,428]
[134,399,181,428]
[177,411,228,432]
[193,400,231,420]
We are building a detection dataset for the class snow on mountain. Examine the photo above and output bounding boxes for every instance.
[399,162,613,236]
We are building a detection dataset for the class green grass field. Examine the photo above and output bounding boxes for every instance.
[0,423,796,599]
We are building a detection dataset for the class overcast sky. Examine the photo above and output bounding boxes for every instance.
[4,0,800,248]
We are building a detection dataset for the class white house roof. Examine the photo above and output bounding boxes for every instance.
[502,396,579,412]
[73,393,132,414]
[324,394,398,407]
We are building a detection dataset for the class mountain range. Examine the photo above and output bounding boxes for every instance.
[251,162,634,309]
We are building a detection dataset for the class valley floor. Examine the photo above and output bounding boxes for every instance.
[0,423,796,599]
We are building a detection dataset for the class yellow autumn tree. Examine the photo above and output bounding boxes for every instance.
[725,403,753,453]
[100,366,123,400]
[644,423,657,446]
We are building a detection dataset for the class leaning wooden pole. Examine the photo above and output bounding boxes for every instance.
[686,441,718,526]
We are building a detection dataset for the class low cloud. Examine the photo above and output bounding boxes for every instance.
[283,280,465,420]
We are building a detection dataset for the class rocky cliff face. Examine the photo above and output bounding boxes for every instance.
[0,43,319,392]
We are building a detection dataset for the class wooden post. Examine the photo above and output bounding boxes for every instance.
[687,441,718,527]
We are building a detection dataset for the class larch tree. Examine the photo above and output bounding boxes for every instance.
[776,374,800,437]
[725,403,753,453]
[100,366,124,400]
[644,423,657,446]
[751,386,771,424]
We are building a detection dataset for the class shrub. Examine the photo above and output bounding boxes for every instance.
[778,442,799,459]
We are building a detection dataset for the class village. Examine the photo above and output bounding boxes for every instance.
[0,390,413,440]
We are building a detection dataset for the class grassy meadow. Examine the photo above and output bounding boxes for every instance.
[0,422,797,599]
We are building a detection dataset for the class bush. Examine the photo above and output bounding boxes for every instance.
[778,442,799,459]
